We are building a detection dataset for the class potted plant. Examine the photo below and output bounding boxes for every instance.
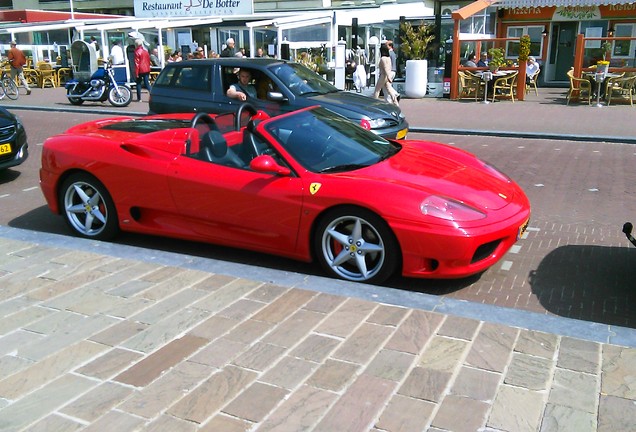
[400,21,435,98]
[488,47,506,72]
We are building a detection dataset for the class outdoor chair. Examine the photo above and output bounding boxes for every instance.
[22,67,39,87]
[57,67,72,86]
[37,62,56,88]
[566,69,591,105]
[605,75,635,106]
[491,71,518,102]
[458,70,484,101]
[526,68,540,96]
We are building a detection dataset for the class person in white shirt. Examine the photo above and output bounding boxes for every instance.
[526,56,540,83]
[109,40,125,65]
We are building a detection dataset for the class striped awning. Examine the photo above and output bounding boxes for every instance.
[494,0,634,6]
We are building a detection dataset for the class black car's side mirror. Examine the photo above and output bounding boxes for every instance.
[267,91,287,102]
[250,155,291,176]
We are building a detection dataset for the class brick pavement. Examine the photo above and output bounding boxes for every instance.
[1,85,635,431]
[0,236,635,432]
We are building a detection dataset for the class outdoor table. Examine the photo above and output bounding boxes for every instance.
[583,71,621,107]
[476,70,514,103]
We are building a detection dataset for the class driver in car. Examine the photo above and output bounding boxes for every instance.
[227,68,257,101]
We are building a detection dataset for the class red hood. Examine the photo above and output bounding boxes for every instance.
[349,142,517,211]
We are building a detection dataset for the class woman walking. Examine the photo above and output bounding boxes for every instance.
[373,44,399,106]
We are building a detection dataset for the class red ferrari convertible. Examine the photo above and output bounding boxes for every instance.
[40,104,530,283]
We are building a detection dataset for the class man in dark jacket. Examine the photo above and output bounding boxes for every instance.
[220,38,236,57]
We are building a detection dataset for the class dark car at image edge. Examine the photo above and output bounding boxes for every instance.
[149,58,408,139]
[0,107,28,171]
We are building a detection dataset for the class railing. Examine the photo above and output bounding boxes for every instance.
[451,36,527,101]
[573,34,636,78]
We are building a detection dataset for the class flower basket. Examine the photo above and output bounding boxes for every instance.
[597,60,609,75]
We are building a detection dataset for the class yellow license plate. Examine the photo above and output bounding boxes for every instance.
[518,219,529,240]
[0,143,11,155]
[396,128,408,140]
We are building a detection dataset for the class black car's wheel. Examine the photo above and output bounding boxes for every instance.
[314,207,399,283]
[60,173,119,240]
[235,102,258,131]
[108,86,132,107]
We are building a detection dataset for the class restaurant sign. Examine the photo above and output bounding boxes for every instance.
[554,6,601,21]
[134,0,253,18]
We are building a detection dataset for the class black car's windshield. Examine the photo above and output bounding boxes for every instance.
[269,63,338,97]
[264,107,400,173]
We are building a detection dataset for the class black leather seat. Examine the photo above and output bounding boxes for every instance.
[238,119,267,164]
[199,130,244,168]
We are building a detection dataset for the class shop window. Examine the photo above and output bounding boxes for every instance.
[613,23,635,66]
[506,26,544,59]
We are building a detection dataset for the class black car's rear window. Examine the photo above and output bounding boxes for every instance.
[155,65,211,92]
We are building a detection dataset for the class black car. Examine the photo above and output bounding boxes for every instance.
[0,107,28,171]
[149,58,408,139]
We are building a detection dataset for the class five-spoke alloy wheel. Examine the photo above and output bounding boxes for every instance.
[60,173,119,240]
[315,207,398,283]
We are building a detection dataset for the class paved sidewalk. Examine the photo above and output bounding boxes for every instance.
[0,233,635,432]
[1,85,635,431]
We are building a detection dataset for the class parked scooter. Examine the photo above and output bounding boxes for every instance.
[65,40,132,108]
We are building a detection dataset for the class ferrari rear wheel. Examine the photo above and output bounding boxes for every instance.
[60,173,119,241]
[315,207,399,283]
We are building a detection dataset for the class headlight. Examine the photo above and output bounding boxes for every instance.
[421,195,486,222]
[361,118,387,130]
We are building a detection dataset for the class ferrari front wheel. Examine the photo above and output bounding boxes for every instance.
[315,208,399,283]
[60,173,119,241]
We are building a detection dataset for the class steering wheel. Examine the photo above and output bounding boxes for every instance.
[235,102,258,131]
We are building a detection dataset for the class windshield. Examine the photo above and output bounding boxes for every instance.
[269,63,338,96]
[264,107,400,173]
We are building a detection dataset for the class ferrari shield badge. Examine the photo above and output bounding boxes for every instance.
[310,183,321,195]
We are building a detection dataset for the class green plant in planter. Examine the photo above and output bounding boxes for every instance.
[400,21,435,60]
[488,47,506,71]
[518,35,531,63]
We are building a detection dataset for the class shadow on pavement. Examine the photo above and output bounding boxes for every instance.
[10,206,471,295]
[529,244,635,329]
[0,168,21,184]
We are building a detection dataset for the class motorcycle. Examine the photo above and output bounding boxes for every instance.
[66,61,132,107]
[65,40,132,108]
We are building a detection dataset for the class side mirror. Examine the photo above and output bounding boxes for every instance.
[267,91,287,102]
[250,155,291,176]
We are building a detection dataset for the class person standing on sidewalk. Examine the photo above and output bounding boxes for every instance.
[134,39,151,102]
[7,41,31,95]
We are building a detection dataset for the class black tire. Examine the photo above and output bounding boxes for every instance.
[108,85,132,107]
[59,173,119,241]
[314,207,399,283]
[2,78,18,100]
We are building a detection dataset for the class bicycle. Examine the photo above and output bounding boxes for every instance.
[0,63,19,100]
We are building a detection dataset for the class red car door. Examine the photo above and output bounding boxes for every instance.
[167,156,306,258]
